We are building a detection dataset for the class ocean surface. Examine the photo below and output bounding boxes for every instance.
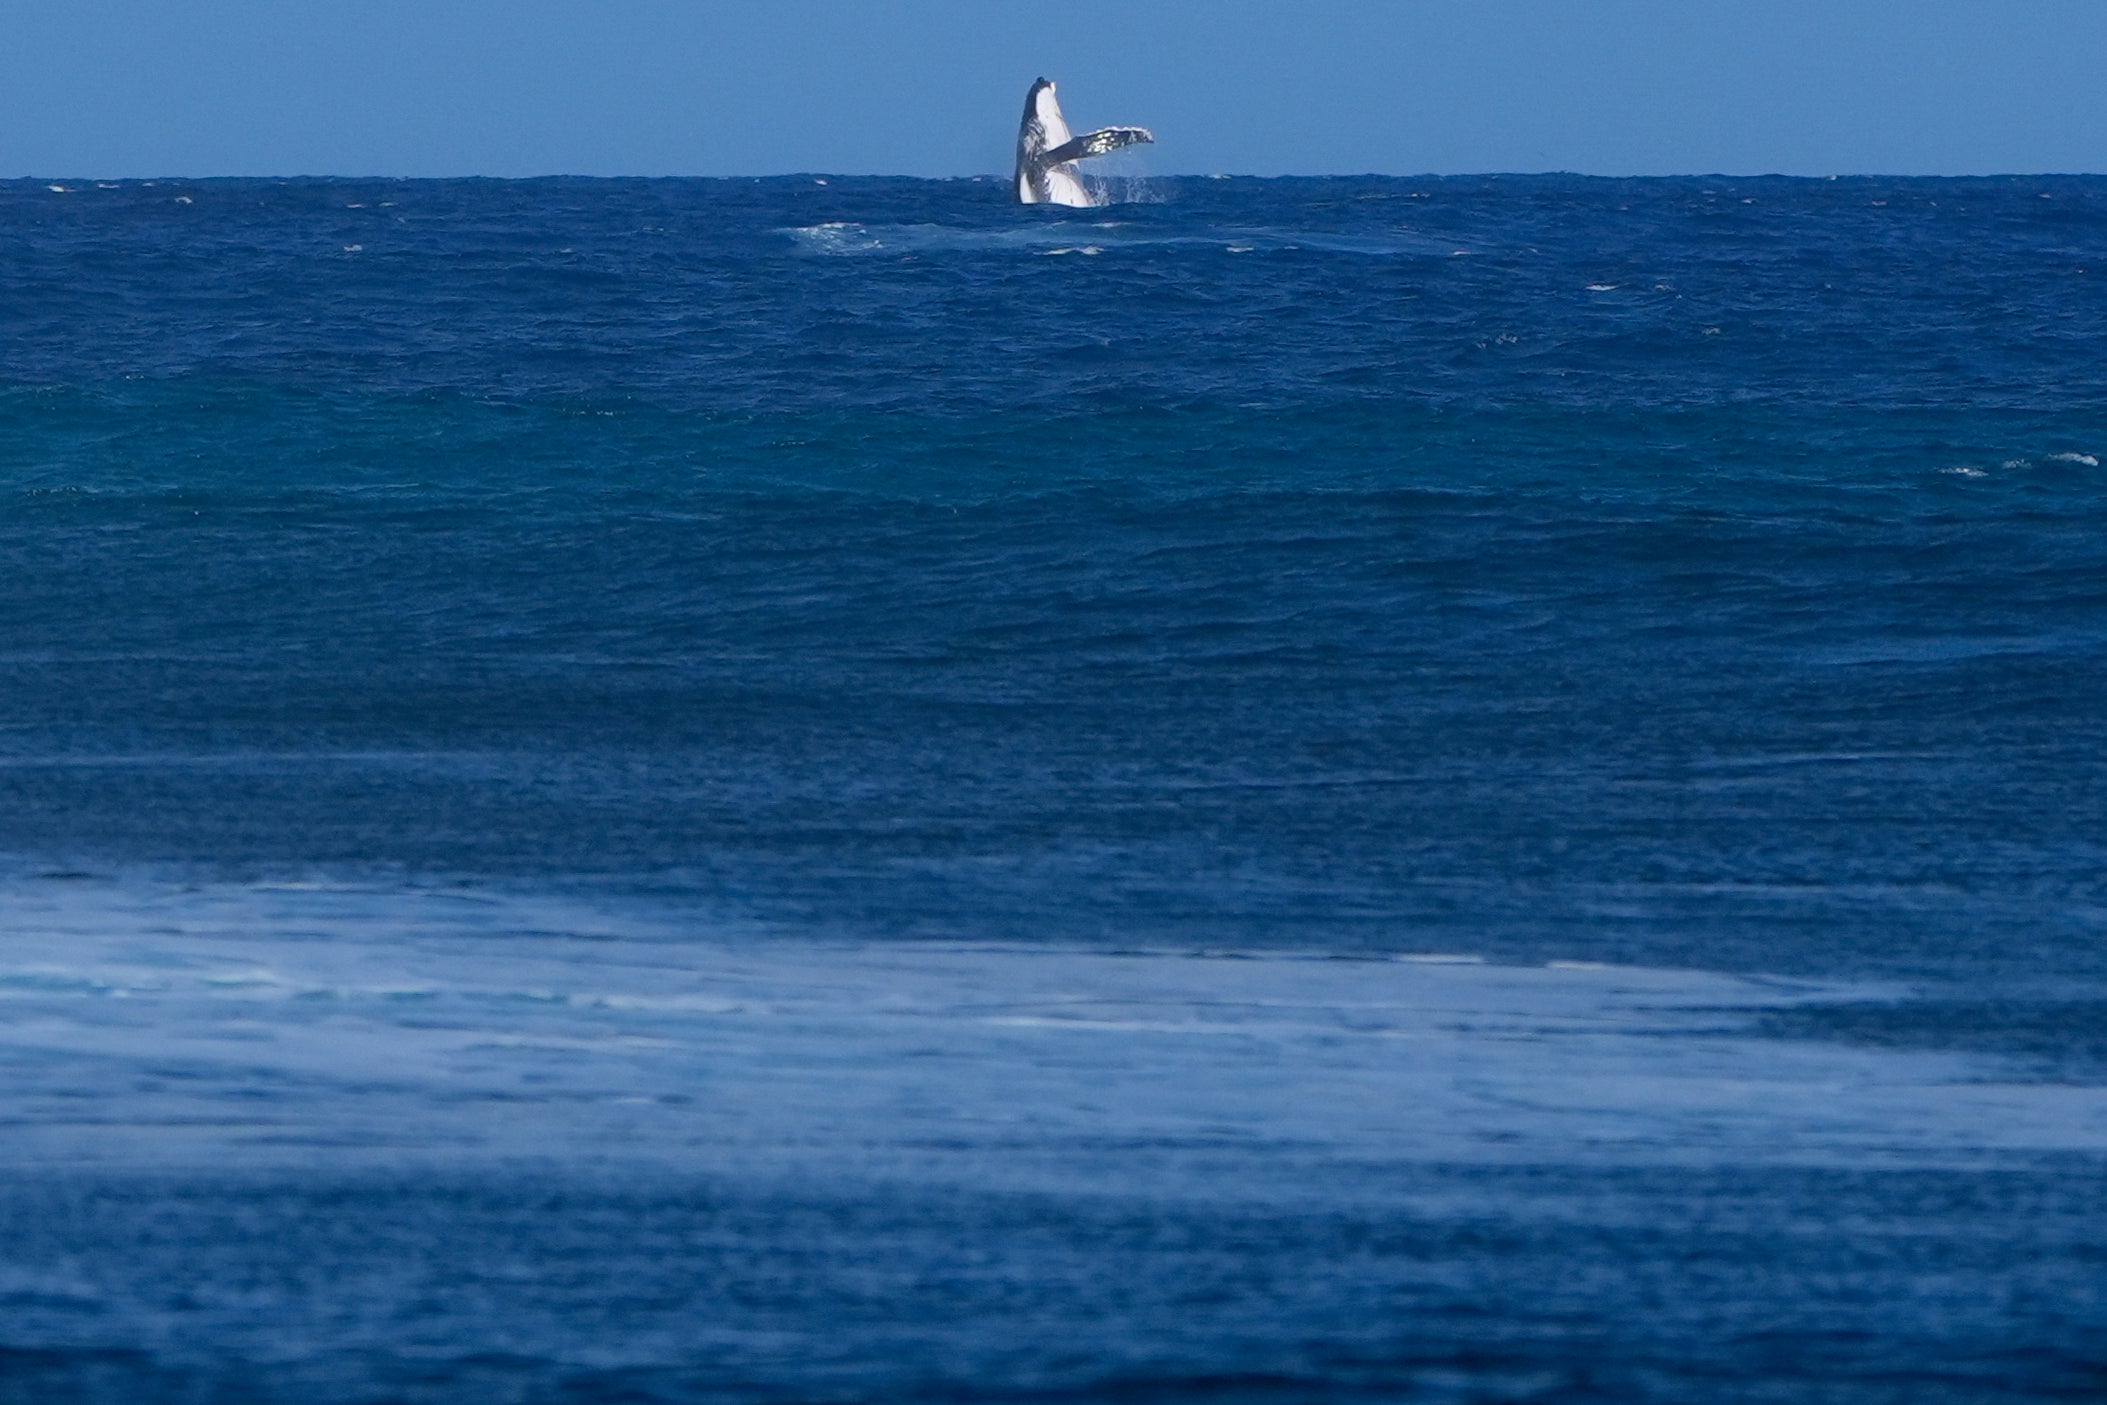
[2,173,2105,1402]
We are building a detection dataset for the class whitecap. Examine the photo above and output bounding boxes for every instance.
[2050,452,2099,466]
[784,221,884,254]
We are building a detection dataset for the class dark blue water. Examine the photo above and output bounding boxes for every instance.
[1,175,2104,1403]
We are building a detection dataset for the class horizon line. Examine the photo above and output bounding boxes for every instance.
[11,170,2107,184]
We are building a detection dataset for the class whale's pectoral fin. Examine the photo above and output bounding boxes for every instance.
[1041,127,1155,166]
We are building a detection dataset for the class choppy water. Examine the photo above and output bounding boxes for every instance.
[2,174,2104,1402]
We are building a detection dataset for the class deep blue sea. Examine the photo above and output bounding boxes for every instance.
[2,173,2105,1403]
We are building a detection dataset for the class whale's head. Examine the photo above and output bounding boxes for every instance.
[1026,77,1062,127]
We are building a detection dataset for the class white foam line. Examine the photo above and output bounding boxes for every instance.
[0,875,2100,1193]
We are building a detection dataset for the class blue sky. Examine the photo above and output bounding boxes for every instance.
[5,1,2107,177]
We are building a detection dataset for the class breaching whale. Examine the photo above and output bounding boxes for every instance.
[1014,78,1153,207]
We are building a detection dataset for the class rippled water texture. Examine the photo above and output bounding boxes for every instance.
[1,175,2104,1401]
